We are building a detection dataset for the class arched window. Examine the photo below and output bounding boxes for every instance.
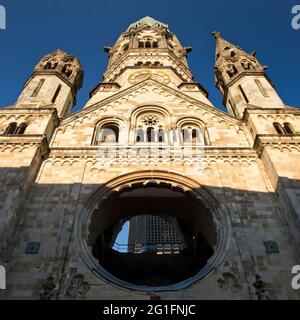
[96,124,119,144]
[182,128,191,143]
[44,62,52,70]
[283,122,295,135]
[136,128,144,143]
[62,64,72,77]
[16,123,28,134]
[147,127,155,142]
[227,64,238,78]
[158,129,165,143]
[181,125,206,145]
[192,129,198,143]
[138,39,159,49]
[134,111,168,144]
[4,122,18,135]
[273,122,285,135]
[44,60,57,70]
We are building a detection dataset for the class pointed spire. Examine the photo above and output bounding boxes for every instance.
[212,32,284,118]
[212,31,267,87]
[212,31,221,39]
[212,31,242,64]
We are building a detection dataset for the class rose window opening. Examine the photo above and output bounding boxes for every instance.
[135,114,167,143]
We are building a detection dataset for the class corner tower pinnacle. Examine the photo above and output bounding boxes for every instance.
[213,32,284,118]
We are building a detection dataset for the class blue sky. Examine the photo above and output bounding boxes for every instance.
[0,1,299,249]
[0,0,299,113]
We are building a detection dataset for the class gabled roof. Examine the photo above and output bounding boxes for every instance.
[61,78,242,126]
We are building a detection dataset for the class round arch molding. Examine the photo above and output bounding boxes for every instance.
[75,170,232,292]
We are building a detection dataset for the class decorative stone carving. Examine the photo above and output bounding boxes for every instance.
[62,64,73,77]
[129,70,170,85]
[65,274,90,299]
[253,274,271,300]
[167,37,178,50]
[34,50,83,93]
[217,272,242,293]
[241,59,254,71]
[140,114,160,126]
[226,64,238,78]
[39,276,57,300]
[137,29,161,41]
[113,36,131,59]
[44,58,58,70]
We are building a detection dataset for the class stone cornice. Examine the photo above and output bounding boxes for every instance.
[0,135,50,158]
[49,146,257,159]
[25,70,72,89]
[0,107,58,115]
[0,134,47,145]
[243,107,300,122]
[254,134,300,156]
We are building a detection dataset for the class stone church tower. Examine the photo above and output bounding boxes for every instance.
[0,17,300,300]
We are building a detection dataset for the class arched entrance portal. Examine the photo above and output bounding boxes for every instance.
[76,171,230,292]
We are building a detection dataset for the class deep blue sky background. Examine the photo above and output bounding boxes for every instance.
[0,0,299,113]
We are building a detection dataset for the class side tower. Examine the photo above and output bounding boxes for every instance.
[0,51,83,260]
[213,31,284,119]
[213,32,300,253]
[16,50,83,117]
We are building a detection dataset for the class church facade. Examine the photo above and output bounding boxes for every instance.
[0,17,300,300]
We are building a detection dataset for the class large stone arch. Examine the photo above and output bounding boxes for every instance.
[75,170,232,292]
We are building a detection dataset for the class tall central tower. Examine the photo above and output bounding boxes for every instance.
[85,16,212,108]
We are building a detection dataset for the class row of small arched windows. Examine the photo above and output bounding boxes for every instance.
[273,122,296,135]
[95,122,297,145]
[138,41,159,49]
[4,122,296,139]
[136,127,166,143]
[4,122,28,135]
[95,124,206,144]
[44,61,73,78]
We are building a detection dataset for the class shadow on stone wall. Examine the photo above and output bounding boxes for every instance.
[0,169,299,300]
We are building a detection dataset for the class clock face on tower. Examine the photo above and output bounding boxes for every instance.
[129,70,171,85]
